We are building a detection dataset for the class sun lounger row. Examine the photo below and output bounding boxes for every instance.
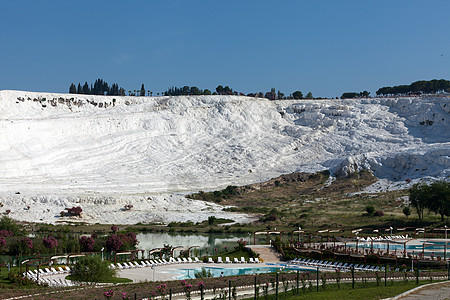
[357,235,409,242]
[109,256,261,269]
[215,257,261,263]
[24,266,71,279]
[110,257,204,269]
[289,258,386,272]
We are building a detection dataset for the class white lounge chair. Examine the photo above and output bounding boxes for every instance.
[58,278,65,286]
[44,268,53,275]
[177,258,183,263]
[217,257,223,263]
[188,257,193,263]
[65,266,71,272]
[225,257,231,263]
[208,257,214,263]
[194,257,201,263]
[240,257,246,263]
[233,257,240,263]
[249,258,255,263]
[254,258,261,263]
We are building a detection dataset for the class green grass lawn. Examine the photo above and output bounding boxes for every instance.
[250,281,435,300]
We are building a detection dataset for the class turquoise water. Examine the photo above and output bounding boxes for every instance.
[347,240,448,257]
[176,266,301,279]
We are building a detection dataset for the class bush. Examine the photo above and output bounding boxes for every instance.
[0,216,21,235]
[260,208,279,222]
[236,238,248,251]
[105,232,138,251]
[8,271,38,286]
[70,255,116,283]
[403,207,411,218]
[79,236,95,252]
[365,206,375,216]
[374,211,384,217]
[105,235,123,251]
[42,236,58,249]
[66,206,82,217]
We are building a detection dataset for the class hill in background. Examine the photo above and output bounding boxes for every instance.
[0,90,448,224]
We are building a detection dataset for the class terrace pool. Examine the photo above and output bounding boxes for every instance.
[345,239,449,258]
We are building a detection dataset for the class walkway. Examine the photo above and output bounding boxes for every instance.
[247,245,282,263]
[393,280,450,300]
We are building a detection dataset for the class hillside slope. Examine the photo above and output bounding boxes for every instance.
[0,90,448,224]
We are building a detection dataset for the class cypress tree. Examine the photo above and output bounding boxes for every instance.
[69,83,77,94]
[82,82,90,94]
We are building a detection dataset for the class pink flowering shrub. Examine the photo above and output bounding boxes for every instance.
[111,225,118,233]
[180,280,192,300]
[0,237,5,247]
[42,236,58,249]
[157,283,167,299]
[121,232,138,248]
[20,237,33,250]
[105,235,123,251]
[105,232,138,251]
[198,281,206,289]
[104,289,114,299]
[0,229,13,238]
[236,238,248,251]
[79,236,95,252]
[121,292,130,300]
[67,206,82,217]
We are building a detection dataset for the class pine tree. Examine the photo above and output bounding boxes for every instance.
[140,84,146,96]
[82,82,90,94]
[77,83,82,94]
[69,83,77,94]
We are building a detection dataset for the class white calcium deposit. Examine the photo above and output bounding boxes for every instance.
[0,90,448,224]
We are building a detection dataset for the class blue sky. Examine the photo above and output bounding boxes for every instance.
[1,0,449,98]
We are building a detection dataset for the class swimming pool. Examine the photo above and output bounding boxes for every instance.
[345,239,449,257]
[175,266,305,279]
